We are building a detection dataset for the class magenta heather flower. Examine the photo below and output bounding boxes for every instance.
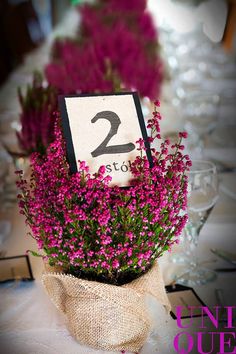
[179,131,188,139]
[17,103,189,285]
[45,1,162,99]
[98,0,147,13]
[17,71,58,155]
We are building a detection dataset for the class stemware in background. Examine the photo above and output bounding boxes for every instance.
[171,80,236,161]
[208,88,236,150]
[0,152,12,253]
[0,220,11,256]
[0,148,18,211]
[175,160,219,286]
[180,91,220,158]
[0,123,30,176]
[161,18,236,160]
[0,151,9,205]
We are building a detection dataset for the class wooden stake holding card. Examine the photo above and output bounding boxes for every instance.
[59,92,152,186]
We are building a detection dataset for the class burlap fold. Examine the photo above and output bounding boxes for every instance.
[42,262,170,353]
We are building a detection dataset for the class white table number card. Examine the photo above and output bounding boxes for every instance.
[59,92,152,187]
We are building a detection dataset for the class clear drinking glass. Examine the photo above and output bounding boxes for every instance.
[183,91,219,133]
[176,160,219,286]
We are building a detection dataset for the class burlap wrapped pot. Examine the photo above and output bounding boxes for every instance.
[42,261,170,353]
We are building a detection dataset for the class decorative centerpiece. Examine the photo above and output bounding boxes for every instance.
[17,71,58,156]
[4,72,57,175]
[45,0,163,99]
[17,100,190,352]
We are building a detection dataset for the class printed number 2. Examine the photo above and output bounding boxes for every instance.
[91,111,135,158]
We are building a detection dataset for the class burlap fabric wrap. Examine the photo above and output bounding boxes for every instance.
[42,262,170,352]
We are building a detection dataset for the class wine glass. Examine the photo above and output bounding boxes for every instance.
[176,160,219,286]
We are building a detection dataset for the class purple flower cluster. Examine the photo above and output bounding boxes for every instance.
[45,0,162,99]
[17,102,190,284]
[17,72,58,155]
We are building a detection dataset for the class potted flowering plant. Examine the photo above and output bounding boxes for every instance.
[17,71,58,156]
[45,0,163,99]
[17,101,190,352]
